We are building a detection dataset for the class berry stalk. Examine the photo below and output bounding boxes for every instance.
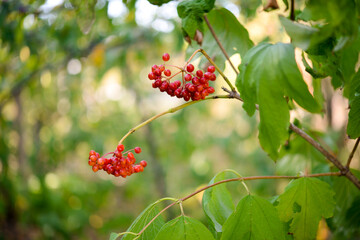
[199,48,236,92]
[118,94,231,145]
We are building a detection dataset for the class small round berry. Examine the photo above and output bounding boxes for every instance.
[192,77,200,85]
[210,73,216,81]
[89,155,97,162]
[204,72,212,80]
[169,82,177,90]
[140,160,147,167]
[88,160,94,166]
[164,69,171,77]
[151,65,158,72]
[134,147,142,154]
[186,64,194,72]
[184,74,192,82]
[114,150,122,158]
[154,79,162,88]
[196,70,203,78]
[159,81,169,92]
[207,86,215,94]
[89,150,96,156]
[117,145,124,152]
[92,165,99,172]
[199,77,207,84]
[148,72,155,80]
[207,65,216,73]
[154,68,161,76]
[159,65,165,72]
[97,158,105,165]
[162,53,170,61]
[128,152,135,159]
[174,80,181,88]
[134,165,141,173]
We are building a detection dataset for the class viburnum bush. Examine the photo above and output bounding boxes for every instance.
[89,0,360,239]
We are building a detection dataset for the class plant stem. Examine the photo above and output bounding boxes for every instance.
[199,49,237,92]
[203,15,239,75]
[118,95,232,145]
[290,0,295,21]
[222,87,360,189]
[346,137,360,168]
[135,172,341,237]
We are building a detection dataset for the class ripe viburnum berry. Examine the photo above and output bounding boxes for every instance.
[148,52,217,102]
[88,144,147,178]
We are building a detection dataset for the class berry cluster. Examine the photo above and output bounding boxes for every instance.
[148,53,216,101]
[88,144,147,178]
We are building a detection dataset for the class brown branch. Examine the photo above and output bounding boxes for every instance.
[346,137,360,168]
[290,0,295,20]
[135,172,342,237]
[203,15,239,75]
[222,87,360,189]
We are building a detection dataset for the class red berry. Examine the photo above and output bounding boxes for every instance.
[196,70,203,78]
[192,77,200,85]
[89,150,96,156]
[162,53,170,61]
[134,147,142,154]
[207,86,215,94]
[154,68,161,76]
[148,72,155,80]
[140,160,147,167]
[117,144,125,152]
[92,165,99,172]
[207,65,215,73]
[151,65,158,72]
[185,74,192,82]
[199,77,207,84]
[186,64,194,72]
[88,160,94,166]
[164,69,171,76]
[159,65,165,72]
[114,150,122,158]
[210,73,216,81]
[97,158,105,165]
[89,155,97,162]
[128,152,135,159]
[204,72,212,80]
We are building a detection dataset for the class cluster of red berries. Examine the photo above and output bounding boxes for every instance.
[148,53,216,101]
[88,144,147,178]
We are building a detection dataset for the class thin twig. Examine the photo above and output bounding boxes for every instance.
[134,172,341,237]
[119,94,233,144]
[290,0,295,21]
[203,15,239,75]
[222,87,360,189]
[346,137,360,168]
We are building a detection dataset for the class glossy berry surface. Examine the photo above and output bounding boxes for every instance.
[88,145,147,178]
[147,52,217,102]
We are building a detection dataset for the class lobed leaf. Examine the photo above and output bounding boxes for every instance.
[221,195,286,240]
[236,43,320,159]
[154,215,215,240]
[277,178,335,240]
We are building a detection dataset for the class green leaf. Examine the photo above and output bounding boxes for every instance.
[277,178,335,240]
[221,195,286,240]
[187,8,253,72]
[70,0,97,34]
[236,43,321,159]
[147,0,172,6]
[110,232,119,240]
[177,0,215,38]
[154,216,215,240]
[279,16,325,51]
[347,71,360,138]
[202,170,237,234]
[121,201,165,240]
[329,169,360,238]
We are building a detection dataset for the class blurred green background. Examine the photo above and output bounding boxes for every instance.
[0,0,357,239]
